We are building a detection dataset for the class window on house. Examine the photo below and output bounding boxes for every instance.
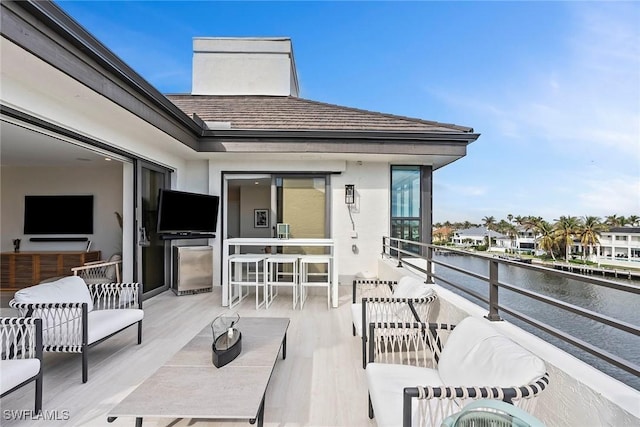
[390,166,421,247]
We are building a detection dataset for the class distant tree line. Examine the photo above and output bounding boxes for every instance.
[433,214,640,261]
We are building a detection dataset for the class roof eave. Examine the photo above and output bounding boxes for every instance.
[201,128,481,142]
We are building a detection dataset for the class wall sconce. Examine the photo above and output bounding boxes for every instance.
[345,184,355,205]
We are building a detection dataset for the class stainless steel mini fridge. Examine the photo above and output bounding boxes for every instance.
[173,246,213,295]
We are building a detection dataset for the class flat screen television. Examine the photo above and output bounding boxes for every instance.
[24,195,94,234]
[157,189,219,237]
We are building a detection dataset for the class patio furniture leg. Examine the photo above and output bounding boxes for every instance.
[136,417,143,427]
[282,333,287,360]
[82,346,88,383]
[362,336,367,369]
[137,320,143,345]
[368,393,374,419]
[35,374,42,413]
[250,394,265,427]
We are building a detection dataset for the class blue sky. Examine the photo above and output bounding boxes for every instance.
[57,1,640,224]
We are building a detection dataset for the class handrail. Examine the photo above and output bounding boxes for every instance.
[381,236,640,379]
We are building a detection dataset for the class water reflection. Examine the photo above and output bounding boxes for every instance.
[433,254,640,391]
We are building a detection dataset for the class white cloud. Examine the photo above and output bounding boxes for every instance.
[577,176,640,217]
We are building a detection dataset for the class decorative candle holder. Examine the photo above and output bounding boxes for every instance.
[210,313,241,368]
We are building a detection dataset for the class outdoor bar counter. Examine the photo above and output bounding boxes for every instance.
[222,238,338,308]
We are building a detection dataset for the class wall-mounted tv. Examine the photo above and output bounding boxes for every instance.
[157,189,219,238]
[24,195,94,234]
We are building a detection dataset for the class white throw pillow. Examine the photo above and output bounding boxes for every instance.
[14,275,93,312]
[392,277,435,299]
[104,253,122,282]
[392,277,435,320]
[438,317,547,387]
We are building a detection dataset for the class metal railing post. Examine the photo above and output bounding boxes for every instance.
[486,258,502,321]
[396,239,403,268]
[426,245,434,284]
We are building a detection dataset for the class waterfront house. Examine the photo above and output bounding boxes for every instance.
[595,227,640,266]
[450,227,510,249]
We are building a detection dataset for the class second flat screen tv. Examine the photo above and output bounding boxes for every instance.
[156,189,220,236]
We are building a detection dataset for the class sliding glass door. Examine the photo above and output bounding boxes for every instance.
[136,162,170,296]
[276,176,328,254]
[223,173,329,255]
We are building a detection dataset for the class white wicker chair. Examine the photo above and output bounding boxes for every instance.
[0,317,43,412]
[9,276,142,383]
[352,277,437,368]
[71,253,122,285]
[366,317,549,427]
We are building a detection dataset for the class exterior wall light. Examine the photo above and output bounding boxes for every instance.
[345,184,355,205]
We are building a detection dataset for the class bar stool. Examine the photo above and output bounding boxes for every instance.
[299,255,332,309]
[265,254,299,309]
[228,254,267,309]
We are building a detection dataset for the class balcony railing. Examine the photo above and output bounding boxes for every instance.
[382,236,640,380]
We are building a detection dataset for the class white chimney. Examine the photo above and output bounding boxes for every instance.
[192,37,299,96]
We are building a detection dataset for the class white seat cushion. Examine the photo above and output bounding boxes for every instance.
[438,317,547,387]
[0,359,40,394]
[366,363,443,427]
[14,276,94,312]
[87,309,143,344]
[229,255,266,263]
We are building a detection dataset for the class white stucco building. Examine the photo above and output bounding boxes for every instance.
[0,2,479,296]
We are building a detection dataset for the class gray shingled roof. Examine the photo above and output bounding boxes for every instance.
[166,95,473,133]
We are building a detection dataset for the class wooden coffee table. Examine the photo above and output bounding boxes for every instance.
[108,317,289,427]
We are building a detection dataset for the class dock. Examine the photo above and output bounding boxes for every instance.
[552,262,640,281]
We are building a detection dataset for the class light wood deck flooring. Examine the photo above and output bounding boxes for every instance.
[1,286,376,427]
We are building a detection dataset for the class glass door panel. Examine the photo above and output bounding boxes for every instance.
[277,177,326,255]
[136,163,169,296]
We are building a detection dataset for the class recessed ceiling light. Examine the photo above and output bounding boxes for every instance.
[105,158,112,161]
[254,181,259,185]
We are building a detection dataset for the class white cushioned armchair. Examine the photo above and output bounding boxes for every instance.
[366,316,550,427]
[9,276,143,383]
[352,276,437,368]
[0,317,43,412]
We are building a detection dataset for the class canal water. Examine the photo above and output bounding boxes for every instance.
[432,254,640,391]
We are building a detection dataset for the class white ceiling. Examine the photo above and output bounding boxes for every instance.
[1,120,121,168]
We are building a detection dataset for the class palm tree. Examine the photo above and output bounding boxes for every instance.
[627,215,640,227]
[504,223,518,252]
[482,216,496,248]
[534,219,558,261]
[605,214,627,227]
[520,216,542,251]
[555,215,582,261]
[579,216,605,261]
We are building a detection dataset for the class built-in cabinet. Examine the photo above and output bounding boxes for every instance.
[1,250,101,291]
